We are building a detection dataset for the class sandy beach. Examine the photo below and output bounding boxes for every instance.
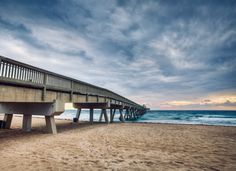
[0,115,236,171]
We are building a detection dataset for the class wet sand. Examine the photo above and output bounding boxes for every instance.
[0,115,236,171]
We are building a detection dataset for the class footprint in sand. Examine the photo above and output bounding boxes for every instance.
[31,161,38,164]
[8,165,17,168]
[40,159,47,163]
[62,157,69,161]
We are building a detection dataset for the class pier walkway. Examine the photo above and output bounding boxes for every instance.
[0,56,146,134]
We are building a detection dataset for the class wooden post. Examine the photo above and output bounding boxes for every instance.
[45,116,57,134]
[90,108,94,124]
[22,115,32,132]
[3,114,13,129]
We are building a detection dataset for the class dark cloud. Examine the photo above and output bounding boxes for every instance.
[0,17,31,34]
[223,100,236,106]
[0,0,235,109]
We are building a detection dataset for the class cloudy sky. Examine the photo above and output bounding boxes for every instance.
[0,0,236,110]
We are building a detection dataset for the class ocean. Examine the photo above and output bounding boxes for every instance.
[57,110,236,126]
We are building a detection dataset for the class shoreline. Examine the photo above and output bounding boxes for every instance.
[1,114,236,128]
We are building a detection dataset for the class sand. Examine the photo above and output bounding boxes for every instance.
[0,115,236,171]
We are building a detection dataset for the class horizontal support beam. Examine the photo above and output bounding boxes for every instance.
[110,104,124,109]
[73,102,110,109]
[0,101,64,116]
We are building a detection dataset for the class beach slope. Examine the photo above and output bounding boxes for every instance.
[0,116,236,170]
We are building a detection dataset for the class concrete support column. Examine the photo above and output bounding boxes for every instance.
[131,108,134,119]
[134,109,137,119]
[90,108,94,124]
[110,109,116,123]
[45,116,57,134]
[73,108,81,123]
[99,109,109,123]
[128,108,131,119]
[4,114,13,129]
[125,109,128,119]
[137,110,139,118]
[119,109,125,122]
[137,110,140,117]
[103,109,109,124]
[99,109,103,122]
[22,115,32,132]
[110,108,113,122]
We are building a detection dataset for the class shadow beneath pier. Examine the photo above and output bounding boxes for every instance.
[0,118,110,143]
[56,120,109,133]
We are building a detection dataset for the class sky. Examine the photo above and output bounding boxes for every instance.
[0,0,236,110]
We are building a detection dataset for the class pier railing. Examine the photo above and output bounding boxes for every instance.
[0,56,143,108]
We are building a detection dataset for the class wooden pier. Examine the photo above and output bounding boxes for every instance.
[0,56,147,134]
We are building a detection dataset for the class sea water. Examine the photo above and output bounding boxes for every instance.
[57,110,236,126]
[136,110,236,126]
